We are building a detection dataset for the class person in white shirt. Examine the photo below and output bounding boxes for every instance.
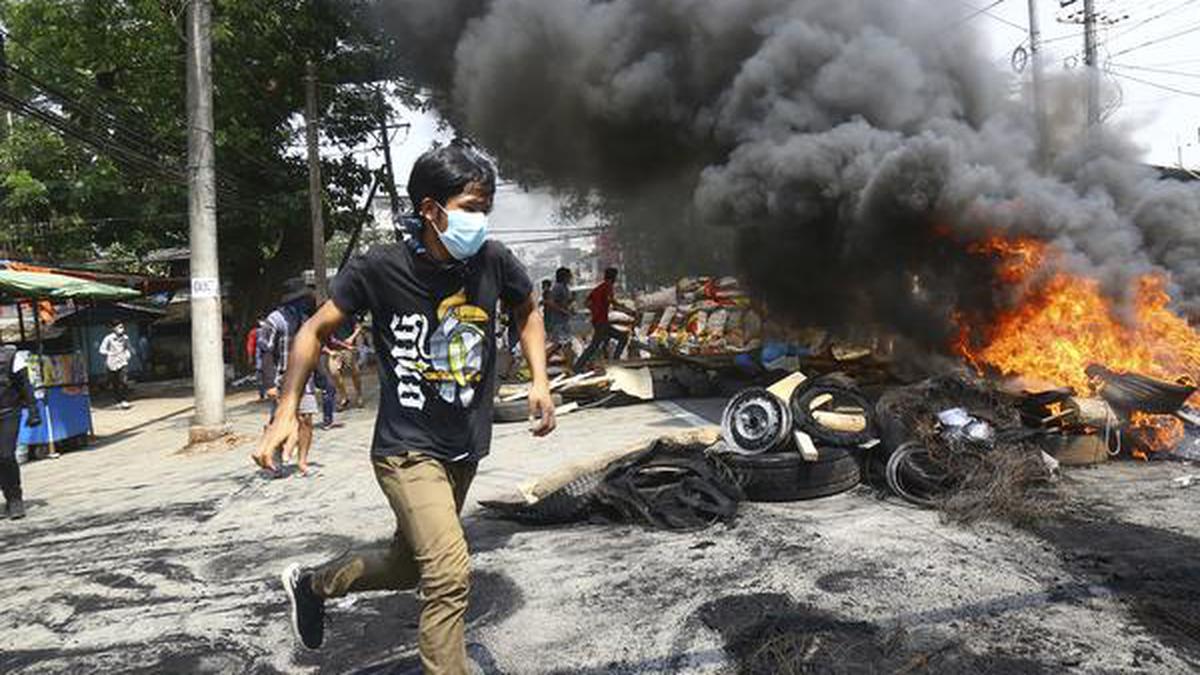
[98,321,133,409]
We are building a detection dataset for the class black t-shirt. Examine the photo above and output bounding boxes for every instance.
[331,240,532,462]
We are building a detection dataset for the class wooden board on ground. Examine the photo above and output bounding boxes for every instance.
[517,427,722,504]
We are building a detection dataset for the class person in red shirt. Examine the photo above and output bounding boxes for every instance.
[574,267,636,370]
[246,316,265,400]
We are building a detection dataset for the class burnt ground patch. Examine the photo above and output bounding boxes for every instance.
[1034,517,1200,667]
[697,593,1050,675]
[292,569,523,674]
[815,564,885,595]
[1,633,280,675]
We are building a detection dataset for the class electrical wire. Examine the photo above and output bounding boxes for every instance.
[1109,62,1200,79]
[1108,18,1200,58]
[951,0,1027,32]
[1097,0,1200,47]
[933,0,1011,36]
[1107,69,1200,97]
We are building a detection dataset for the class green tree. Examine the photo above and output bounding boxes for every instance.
[0,0,402,330]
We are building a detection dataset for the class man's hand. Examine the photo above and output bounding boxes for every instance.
[527,381,556,437]
[253,411,299,471]
[266,386,279,399]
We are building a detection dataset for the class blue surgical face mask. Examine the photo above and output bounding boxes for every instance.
[435,203,489,261]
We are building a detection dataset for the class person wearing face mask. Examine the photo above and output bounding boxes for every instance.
[98,321,133,410]
[256,141,555,673]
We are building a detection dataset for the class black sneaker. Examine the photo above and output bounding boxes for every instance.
[281,563,324,650]
[6,499,24,520]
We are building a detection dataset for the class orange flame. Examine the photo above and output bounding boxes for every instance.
[955,236,1200,453]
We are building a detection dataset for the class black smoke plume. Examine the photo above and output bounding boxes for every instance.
[372,0,1200,349]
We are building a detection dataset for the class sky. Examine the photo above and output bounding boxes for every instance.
[358,0,1200,248]
[979,0,1200,168]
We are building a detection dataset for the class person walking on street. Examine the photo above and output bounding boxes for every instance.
[574,267,636,371]
[544,267,577,372]
[98,321,133,409]
[1,344,42,520]
[329,318,364,410]
[259,279,320,476]
[254,142,556,674]
[316,340,342,431]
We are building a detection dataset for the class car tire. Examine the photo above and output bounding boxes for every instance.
[493,394,564,423]
[718,446,862,502]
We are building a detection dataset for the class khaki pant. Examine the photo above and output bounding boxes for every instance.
[312,453,477,675]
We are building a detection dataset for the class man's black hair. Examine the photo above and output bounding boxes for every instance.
[407,140,497,213]
[555,267,572,283]
[541,278,552,288]
[604,267,619,281]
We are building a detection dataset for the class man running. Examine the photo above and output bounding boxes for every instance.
[254,142,555,673]
[574,267,636,370]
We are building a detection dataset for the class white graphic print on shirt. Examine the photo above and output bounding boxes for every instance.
[388,288,490,411]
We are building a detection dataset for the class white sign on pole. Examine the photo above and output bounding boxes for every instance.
[191,277,220,299]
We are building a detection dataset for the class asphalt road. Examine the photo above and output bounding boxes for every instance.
[3,384,1200,673]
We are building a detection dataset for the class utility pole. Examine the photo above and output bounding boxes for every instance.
[304,60,326,301]
[185,0,227,442]
[1083,0,1100,128]
[1027,0,1049,166]
[375,87,402,228]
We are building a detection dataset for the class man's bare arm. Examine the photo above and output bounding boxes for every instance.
[513,295,556,436]
[253,300,349,469]
[277,301,348,410]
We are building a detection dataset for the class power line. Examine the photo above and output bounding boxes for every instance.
[1107,69,1200,97]
[951,0,1027,31]
[934,0,1011,35]
[1108,18,1200,58]
[1109,62,1200,79]
[1098,0,1200,47]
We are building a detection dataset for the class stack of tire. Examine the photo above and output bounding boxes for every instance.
[717,374,876,502]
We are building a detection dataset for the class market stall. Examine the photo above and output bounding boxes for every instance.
[0,268,141,454]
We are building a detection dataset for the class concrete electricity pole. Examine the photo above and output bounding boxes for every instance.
[305,60,326,301]
[185,0,227,442]
[376,87,402,226]
[1083,0,1101,127]
[1027,0,1049,166]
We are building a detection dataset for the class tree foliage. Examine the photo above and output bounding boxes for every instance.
[0,0,402,321]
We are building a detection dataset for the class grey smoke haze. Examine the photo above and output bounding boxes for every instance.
[373,0,1200,348]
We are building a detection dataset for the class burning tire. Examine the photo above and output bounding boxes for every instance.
[720,446,862,502]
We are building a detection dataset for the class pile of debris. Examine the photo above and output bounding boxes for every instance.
[635,276,760,355]
[480,428,743,531]
[1018,365,1200,463]
[875,376,1060,524]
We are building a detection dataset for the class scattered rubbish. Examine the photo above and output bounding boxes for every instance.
[1172,475,1198,489]
[480,429,740,531]
[936,407,995,446]
[874,376,1059,523]
[1086,365,1196,416]
[1041,433,1109,466]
